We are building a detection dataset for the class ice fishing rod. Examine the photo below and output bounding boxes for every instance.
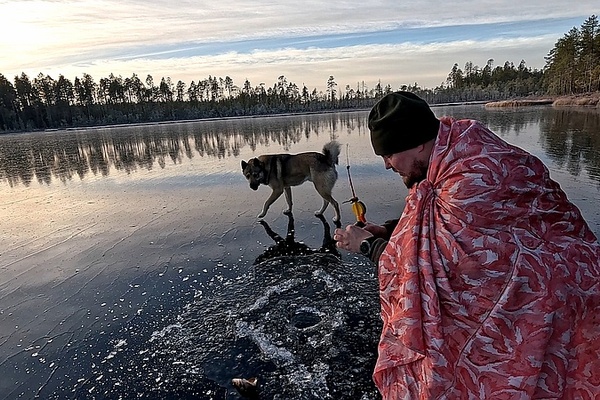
[343,144,367,227]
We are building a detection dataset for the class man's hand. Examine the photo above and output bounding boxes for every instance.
[334,225,374,253]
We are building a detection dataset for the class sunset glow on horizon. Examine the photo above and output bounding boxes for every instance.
[1,1,597,91]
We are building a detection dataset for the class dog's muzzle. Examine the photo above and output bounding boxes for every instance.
[250,183,259,190]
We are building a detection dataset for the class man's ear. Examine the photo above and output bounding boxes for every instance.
[241,160,247,170]
[418,139,435,154]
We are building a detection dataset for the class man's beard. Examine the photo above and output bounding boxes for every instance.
[402,159,428,188]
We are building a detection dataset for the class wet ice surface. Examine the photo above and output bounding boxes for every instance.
[0,165,393,399]
[71,250,381,399]
[30,211,382,399]
[1,108,599,399]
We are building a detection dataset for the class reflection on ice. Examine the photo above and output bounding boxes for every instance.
[254,213,340,264]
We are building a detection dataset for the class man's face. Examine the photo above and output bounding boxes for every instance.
[382,148,428,188]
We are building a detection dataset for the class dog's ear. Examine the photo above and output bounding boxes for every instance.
[241,160,247,170]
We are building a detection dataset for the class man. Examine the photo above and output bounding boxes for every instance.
[334,91,600,399]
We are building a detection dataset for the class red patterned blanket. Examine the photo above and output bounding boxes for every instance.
[375,117,600,399]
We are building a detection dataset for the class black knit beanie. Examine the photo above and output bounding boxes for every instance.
[368,91,440,155]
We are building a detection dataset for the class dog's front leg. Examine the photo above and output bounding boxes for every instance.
[283,187,293,215]
[258,188,284,219]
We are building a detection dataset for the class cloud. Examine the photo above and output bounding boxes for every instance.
[29,34,554,92]
[1,0,597,89]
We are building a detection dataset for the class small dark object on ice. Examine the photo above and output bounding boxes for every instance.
[232,377,259,398]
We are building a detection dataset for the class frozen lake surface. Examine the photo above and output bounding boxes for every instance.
[1,106,599,399]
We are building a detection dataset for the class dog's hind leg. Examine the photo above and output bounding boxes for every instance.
[314,191,341,223]
[283,187,293,215]
[329,196,341,223]
[259,188,284,219]
[315,198,329,216]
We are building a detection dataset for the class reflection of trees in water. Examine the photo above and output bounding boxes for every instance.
[0,114,365,187]
[539,109,600,183]
[437,105,544,137]
[438,106,600,184]
[2,109,600,186]
[483,109,540,137]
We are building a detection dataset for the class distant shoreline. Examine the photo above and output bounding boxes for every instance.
[485,92,600,108]
[3,94,599,136]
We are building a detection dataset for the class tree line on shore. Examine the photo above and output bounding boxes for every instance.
[0,15,597,133]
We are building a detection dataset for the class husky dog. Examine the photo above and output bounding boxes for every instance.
[241,141,341,221]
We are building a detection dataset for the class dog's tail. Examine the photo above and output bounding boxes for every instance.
[322,141,341,166]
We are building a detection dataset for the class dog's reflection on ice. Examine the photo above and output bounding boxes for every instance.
[254,213,341,264]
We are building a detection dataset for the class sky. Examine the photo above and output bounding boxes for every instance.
[0,1,597,93]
